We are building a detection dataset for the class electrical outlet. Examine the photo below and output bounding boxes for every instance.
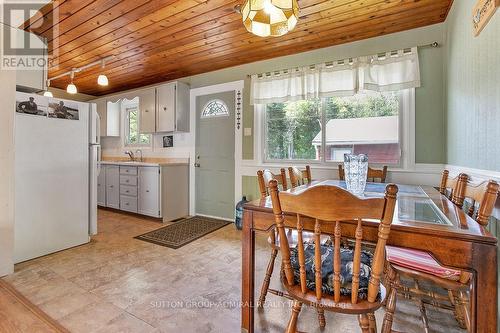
[244,127,252,136]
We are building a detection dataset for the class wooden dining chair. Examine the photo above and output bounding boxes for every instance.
[257,169,288,197]
[257,170,328,328]
[256,169,287,308]
[439,169,468,207]
[338,165,388,183]
[383,177,499,333]
[268,179,398,333]
[288,166,312,188]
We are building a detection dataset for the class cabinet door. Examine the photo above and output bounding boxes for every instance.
[138,167,160,217]
[105,165,120,209]
[156,83,176,132]
[106,101,120,137]
[97,165,106,206]
[139,88,156,133]
[95,99,107,137]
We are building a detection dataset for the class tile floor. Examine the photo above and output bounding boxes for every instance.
[2,209,465,332]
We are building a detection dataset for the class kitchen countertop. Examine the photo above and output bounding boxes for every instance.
[101,158,189,167]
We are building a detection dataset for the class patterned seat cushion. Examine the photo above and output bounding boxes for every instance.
[386,246,461,281]
[290,243,375,300]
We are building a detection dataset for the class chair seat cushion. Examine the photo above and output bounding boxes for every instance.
[290,243,375,300]
[386,246,461,281]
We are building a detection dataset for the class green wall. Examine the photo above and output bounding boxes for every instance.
[444,0,500,171]
[242,176,261,201]
[182,23,447,164]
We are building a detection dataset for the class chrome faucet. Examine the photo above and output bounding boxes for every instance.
[135,149,143,162]
[124,150,135,161]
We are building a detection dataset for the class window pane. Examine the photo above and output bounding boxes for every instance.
[127,107,151,146]
[323,92,400,164]
[265,99,321,161]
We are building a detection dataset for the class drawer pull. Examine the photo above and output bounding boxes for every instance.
[126,180,129,183]
[126,190,129,193]
[125,203,129,206]
[146,190,150,193]
[110,185,114,188]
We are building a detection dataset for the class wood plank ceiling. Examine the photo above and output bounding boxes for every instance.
[24,0,454,96]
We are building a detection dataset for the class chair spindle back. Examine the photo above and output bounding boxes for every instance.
[461,178,499,227]
[439,170,469,207]
[257,169,287,198]
[288,166,312,188]
[338,165,388,183]
[269,180,398,304]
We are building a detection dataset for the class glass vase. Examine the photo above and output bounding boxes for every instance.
[344,154,368,196]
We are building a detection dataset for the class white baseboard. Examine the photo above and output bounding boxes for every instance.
[195,213,234,222]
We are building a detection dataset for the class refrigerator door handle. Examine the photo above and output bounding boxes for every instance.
[97,145,102,176]
[95,110,101,145]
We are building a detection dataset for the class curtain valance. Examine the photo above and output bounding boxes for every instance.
[250,47,420,105]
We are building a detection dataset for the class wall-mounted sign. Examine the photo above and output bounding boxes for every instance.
[473,0,499,36]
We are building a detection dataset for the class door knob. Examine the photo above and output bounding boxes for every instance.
[194,163,200,168]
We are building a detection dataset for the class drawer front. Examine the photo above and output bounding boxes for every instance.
[120,195,138,213]
[120,175,137,186]
[120,166,137,175]
[120,185,137,197]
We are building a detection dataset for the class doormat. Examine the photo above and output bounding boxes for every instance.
[135,216,232,249]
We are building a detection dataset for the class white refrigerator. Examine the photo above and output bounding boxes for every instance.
[14,92,100,263]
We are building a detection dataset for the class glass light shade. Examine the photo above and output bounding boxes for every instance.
[97,74,109,86]
[242,0,299,37]
[43,90,53,97]
[66,83,77,94]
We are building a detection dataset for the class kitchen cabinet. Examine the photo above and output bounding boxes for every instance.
[15,28,47,91]
[97,165,106,206]
[94,99,120,137]
[119,166,138,213]
[139,88,156,133]
[105,165,120,209]
[98,162,188,221]
[138,167,160,217]
[156,82,190,133]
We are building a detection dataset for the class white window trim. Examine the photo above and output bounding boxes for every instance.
[252,88,415,172]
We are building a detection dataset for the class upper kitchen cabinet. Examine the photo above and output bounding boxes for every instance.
[14,28,47,92]
[156,82,190,133]
[94,98,120,137]
[139,88,156,134]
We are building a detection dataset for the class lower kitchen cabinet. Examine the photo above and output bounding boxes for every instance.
[138,167,160,217]
[105,165,120,209]
[98,163,188,221]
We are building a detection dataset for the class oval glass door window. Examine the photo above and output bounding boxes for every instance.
[201,99,229,118]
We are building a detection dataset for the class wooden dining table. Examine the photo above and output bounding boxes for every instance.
[241,180,498,333]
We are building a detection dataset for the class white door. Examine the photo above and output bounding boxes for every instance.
[138,166,160,217]
[97,164,106,206]
[106,165,120,209]
[156,83,176,132]
[195,91,235,219]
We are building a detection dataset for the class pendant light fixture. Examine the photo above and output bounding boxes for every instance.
[43,80,53,97]
[66,70,77,94]
[97,59,109,86]
[240,0,299,37]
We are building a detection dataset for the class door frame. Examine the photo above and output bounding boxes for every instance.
[189,80,244,217]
